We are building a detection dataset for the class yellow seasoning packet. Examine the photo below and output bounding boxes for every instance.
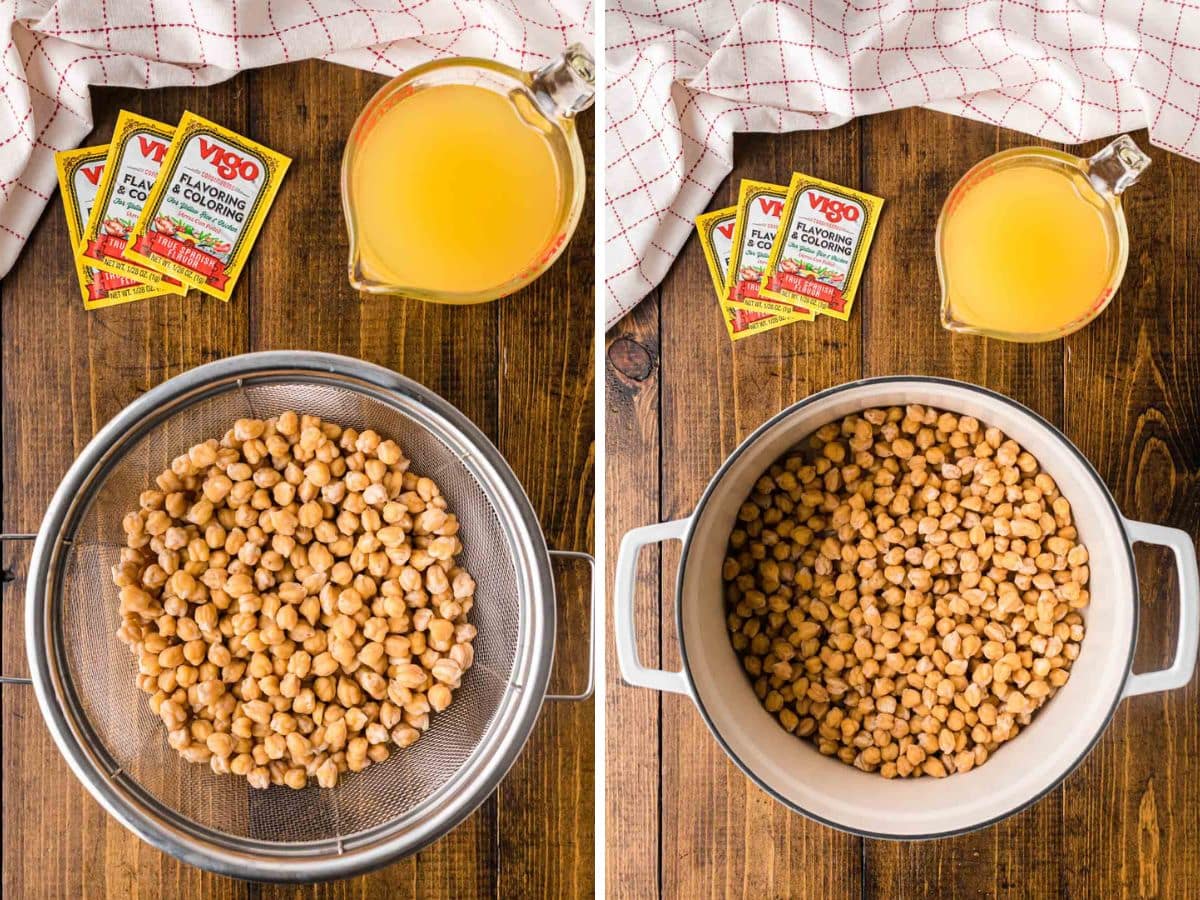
[55,145,174,309]
[760,172,884,321]
[695,206,802,341]
[78,112,186,294]
[725,180,815,321]
[127,111,291,301]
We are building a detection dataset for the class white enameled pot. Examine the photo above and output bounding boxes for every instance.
[614,377,1199,839]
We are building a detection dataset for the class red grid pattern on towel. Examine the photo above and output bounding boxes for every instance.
[604,0,1200,327]
[0,0,591,280]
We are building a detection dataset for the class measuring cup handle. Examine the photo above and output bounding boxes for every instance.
[544,550,596,702]
[532,43,595,118]
[1086,134,1151,197]
[1121,519,1200,699]
[1,533,35,686]
[613,519,691,696]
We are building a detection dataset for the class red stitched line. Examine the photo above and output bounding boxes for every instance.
[265,0,291,62]
[303,2,336,56]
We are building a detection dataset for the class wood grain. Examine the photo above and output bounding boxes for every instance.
[2,60,594,899]
[494,110,595,900]
[604,290,662,900]
[1058,136,1200,900]
[605,107,1200,898]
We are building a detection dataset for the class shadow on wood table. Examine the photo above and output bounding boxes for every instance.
[606,108,1200,899]
[1,60,594,899]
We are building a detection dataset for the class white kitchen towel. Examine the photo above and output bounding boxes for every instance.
[605,0,1200,327]
[0,0,591,279]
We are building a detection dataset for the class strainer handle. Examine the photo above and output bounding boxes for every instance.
[1,532,35,686]
[545,550,597,702]
[1122,519,1199,698]
[613,519,691,696]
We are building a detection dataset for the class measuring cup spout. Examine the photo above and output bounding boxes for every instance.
[938,280,969,334]
[935,224,965,334]
[939,288,959,332]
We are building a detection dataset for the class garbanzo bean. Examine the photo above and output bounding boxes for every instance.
[113,412,478,789]
[723,405,1088,778]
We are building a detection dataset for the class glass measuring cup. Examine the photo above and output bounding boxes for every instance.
[341,44,594,303]
[936,135,1151,342]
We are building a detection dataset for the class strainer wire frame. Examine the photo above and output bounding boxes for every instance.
[18,352,560,882]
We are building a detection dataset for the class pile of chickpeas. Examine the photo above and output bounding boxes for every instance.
[722,405,1088,779]
[113,413,477,790]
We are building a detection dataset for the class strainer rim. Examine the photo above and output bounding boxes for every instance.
[24,351,556,882]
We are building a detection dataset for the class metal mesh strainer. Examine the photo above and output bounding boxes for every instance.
[18,352,567,882]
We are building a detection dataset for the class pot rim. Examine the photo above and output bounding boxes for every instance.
[674,375,1138,840]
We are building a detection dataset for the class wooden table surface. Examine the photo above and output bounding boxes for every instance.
[606,109,1200,899]
[1,61,594,899]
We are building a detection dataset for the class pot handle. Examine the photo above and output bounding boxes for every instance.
[1122,519,1200,698]
[613,518,691,695]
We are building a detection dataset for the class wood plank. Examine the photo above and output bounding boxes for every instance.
[861,108,1068,899]
[2,81,251,900]
[656,125,864,899]
[245,60,366,357]
[604,288,661,900]
[495,112,596,900]
[247,60,499,900]
[1059,136,1200,899]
